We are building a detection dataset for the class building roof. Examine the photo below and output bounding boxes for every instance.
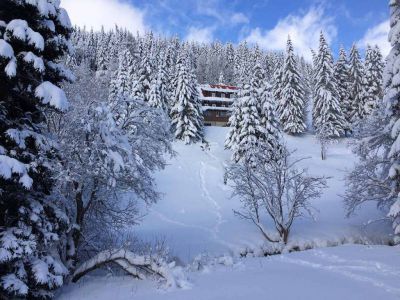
[199,84,239,93]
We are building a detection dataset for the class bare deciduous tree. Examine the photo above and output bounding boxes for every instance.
[225,148,328,244]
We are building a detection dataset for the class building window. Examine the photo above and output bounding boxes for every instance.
[212,92,216,97]
[221,93,225,98]
[226,94,230,99]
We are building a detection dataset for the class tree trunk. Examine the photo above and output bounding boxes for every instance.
[66,182,85,269]
[321,145,326,161]
[281,228,290,244]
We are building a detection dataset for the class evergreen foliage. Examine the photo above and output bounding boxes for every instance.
[313,33,346,137]
[0,1,72,298]
[349,44,367,121]
[278,37,306,134]
[170,54,204,144]
[334,47,352,131]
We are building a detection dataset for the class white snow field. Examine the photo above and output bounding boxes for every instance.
[58,245,400,300]
[57,127,396,299]
[135,127,391,262]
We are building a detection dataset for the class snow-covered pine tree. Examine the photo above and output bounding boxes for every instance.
[148,72,162,107]
[385,0,400,239]
[272,62,284,111]
[231,77,260,163]
[334,46,352,133]
[170,54,203,144]
[252,62,282,159]
[224,42,235,84]
[225,97,243,151]
[225,53,251,152]
[149,63,168,112]
[110,49,134,97]
[373,45,385,97]
[96,27,109,72]
[364,45,385,114]
[349,44,367,121]
[364,45,377,113]
[136,51,153,102]
[278,37,306,134]
[310,48,318,127]
[313,32,347,137]
[226,59,281,164]
[0,1,72,298]
[108,25,122,63]
[108,48,136,127]
[234,41,251,86]
[86,29,97,70]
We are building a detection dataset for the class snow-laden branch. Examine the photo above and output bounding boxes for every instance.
[71,249,185,289]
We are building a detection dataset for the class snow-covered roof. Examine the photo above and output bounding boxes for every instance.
[199,84,239,93]
[202,106,233,111]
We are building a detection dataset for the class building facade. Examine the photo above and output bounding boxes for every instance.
[199,84,238,127]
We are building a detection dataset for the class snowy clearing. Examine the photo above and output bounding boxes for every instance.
[135,127,391,262]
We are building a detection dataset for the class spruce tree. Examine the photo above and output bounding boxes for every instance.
[349,44,367,121]
[273,63,284,110]
[231,79,260,163]
[149,56,170,113]
[149,68,164,111]
[137,52,153,102]
[364,45,385,114]
[108,48,136,127]
[0,1,72,298]
[225,59,251,153]
[373,45,385,98]
[225,97,244,150]
[334,46,352,132]
[252,63,282,158]
[170,54,203,144]
[278,37,306,134]
[313,32,346,137]
[96,27,109,72]
[226,62,282,163]
[386,0,400,238]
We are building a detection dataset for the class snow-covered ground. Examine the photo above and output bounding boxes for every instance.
[57,127,396,299]
[135,127,391,262]
[58,245,400,300]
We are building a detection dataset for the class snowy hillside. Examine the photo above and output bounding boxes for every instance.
[56,123,396,300]
[135,127,391,262]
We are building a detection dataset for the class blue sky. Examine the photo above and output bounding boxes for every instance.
[62,0,390,59]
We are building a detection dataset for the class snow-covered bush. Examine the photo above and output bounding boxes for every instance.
[47,63,173,269]
[345,106,393,224]
[225,148,327,244]
[346,0,400,242]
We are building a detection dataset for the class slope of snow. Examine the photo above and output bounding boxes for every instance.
[57,127,396,299]
[134,127,391,262]
[57,244,400,300]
